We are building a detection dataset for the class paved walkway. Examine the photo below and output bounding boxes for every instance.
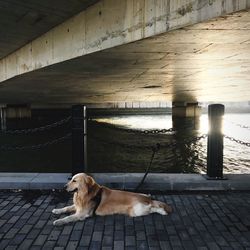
[0,191,250,250]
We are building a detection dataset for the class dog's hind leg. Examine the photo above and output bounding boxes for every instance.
[53,213,86,226]
[150,200,172,215]
[52,205,75,215]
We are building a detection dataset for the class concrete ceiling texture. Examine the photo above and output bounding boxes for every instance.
[0,0,99,59]
[0,8,250,104]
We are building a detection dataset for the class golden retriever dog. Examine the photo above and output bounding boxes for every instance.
[52,173,172,226]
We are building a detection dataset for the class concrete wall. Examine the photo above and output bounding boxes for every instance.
[1,0,249,84]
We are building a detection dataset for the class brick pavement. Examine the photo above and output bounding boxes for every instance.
[0,190,250,249]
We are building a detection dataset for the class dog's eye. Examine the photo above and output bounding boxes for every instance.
[72,180,76,183]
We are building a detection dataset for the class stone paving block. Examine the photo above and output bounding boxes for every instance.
[206,242,220,250]
[27,229,41,239]
[79,235,91,247]
[159,241,171,250]
[136,231,146,241]
[66,241,78,250]
[114,230,124,241]
[4,228,19,239]
[0,223,13,234]
[48,230,61,241]
[41,240,56,249]
[125,235,136,246]
[11,233,26,245]
[33,234,48,246]
[92,231,103,241]
[70,230,82,241]
[169,235,182,247]
[19,239,34,250]
[89,241,101,250]
[183,240,196,250]
[114,240,124,250]
[147,234,160,247]
[102,235,113,247]
[104,225,114,235]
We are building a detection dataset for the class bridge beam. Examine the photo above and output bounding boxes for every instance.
[1,0,249,84]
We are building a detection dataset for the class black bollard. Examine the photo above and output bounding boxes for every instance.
[71,105,87,176]
[207,104,225,179]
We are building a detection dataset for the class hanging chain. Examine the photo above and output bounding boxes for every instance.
[0,116,71,135]
[0,133,71,151]
[106,126,175,135]
[224,135,250,147]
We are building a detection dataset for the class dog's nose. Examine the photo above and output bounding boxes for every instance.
[64,184,67,190]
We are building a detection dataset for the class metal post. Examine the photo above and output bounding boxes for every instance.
[72,105,87,176]
[207,104,225,179]
[0,107,6,131]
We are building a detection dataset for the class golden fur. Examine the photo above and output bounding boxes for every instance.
[52,173,172,226]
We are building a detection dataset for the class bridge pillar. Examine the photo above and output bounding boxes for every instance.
[172,102,201,130]
[2,104,31,130]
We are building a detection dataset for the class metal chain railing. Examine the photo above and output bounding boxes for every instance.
[224,135,250,147]
[0,116,71,135]
[129,128,175,135]
[0,133,71,151]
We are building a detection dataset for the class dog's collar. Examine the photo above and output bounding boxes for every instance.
[91,187,103,215]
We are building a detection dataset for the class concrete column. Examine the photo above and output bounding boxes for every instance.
[172,102,201,130]
[5,104,31,130]
[6,105,31,119]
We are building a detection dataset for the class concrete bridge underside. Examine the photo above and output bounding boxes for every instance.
[0,0,250,104]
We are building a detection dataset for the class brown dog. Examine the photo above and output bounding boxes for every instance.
[52,173,172,226]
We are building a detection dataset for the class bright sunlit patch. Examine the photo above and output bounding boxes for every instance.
[199,114,225,134]
[95,115,172,130]
[199,114,209,134]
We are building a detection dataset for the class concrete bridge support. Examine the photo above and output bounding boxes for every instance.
[0,105,31,130]
[172,102,201,130]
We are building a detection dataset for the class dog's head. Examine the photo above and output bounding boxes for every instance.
[65,173,99,195]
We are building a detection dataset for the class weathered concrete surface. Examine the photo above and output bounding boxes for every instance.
[0,0,99,59]
[0,0,249,84]
[0,190,250,249]
[0,8,250,104]
[1,173,250,191]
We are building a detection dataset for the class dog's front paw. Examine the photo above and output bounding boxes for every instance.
[52,209,61,215]
[53,219,63,226]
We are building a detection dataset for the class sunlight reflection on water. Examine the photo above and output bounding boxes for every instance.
[95,114,250,173]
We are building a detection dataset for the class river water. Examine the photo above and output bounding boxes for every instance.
[94,113,250,174]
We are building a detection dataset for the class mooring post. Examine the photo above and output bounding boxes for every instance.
[207,104,225,179]
[71,105,87,176]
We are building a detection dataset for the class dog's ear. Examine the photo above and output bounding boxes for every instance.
[86,176,99,197]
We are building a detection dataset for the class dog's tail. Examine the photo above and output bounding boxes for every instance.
[152,200,173,213]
